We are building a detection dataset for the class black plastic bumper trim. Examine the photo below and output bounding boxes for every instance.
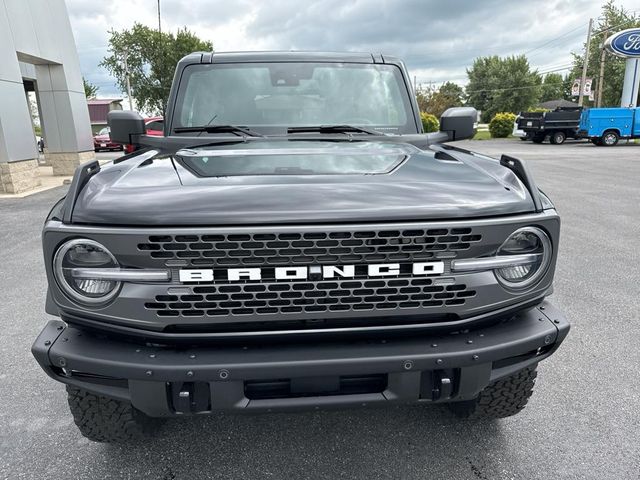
[32,301,569,416]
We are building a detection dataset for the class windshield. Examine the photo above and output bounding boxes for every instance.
[173,62,416,134]
[98,127,110,135]
[175,141,410,177]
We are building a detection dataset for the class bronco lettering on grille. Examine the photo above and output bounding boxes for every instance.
[179,262,445,283]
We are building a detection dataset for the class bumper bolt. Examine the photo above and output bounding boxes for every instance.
[466,340,473,344]
[554,319,560,324]
[218,369,230,380]
[58,357,67,367]
[403,360,414,370]
[149,354,156,359]
[544,335,552,345]
[189,354,196,359]
[540,306,545,311]
[56,326,63,331]
[431,343,438,348]
[145,370,153,376]
[44,340,51,346]
[472,355,479,361]
[436,359,443,365]
[186,371,194,378]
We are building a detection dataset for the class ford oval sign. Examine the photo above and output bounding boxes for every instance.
[605,28,640,58]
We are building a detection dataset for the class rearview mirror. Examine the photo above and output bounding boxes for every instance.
[439,107,478,141]
[108,110,146,145]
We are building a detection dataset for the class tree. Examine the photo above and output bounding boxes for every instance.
[100,24,212,115]
[417,82,465,118]
[466,55,541,122]
[540,73,566,103]
[569,1,640,107]
[83,77,99,99]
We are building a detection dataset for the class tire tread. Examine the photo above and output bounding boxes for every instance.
[66,386,157,443]
[448,366,537,419]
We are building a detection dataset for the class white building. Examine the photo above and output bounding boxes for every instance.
[0,0,94,194]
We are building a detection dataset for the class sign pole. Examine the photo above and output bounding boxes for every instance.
[621,58,640,107]
[578,18,593,107]
[596,25,608,108]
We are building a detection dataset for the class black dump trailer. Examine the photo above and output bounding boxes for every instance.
[517,107,582,144]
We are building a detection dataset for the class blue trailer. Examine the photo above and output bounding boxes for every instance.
[579,107,640,146]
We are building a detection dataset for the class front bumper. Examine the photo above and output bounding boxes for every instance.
[32,301,569,417]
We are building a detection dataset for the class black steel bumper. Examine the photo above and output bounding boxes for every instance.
[32,301,569,417]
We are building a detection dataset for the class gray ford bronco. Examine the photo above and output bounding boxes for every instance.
[32,52,569,443]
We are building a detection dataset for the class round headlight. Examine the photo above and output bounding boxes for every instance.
[495,227,552,289]
[53,239,120,305]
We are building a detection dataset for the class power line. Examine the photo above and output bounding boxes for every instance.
[538,64,574,75]
[592,15,640,37]
[522,22,589,57]
[465,83,556,95]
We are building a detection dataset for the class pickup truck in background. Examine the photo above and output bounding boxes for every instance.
[517,107,582,144]
[579,107,640,146]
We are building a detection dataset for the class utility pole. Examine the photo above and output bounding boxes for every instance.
[123,50,133,110]
[157,0,162,35]
[578,18,593,107]
[596,23,608,108]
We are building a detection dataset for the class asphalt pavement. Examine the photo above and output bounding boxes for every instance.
[0,139,638,479]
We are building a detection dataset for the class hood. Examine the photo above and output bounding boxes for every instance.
[94,134,110,141]
[71,140,535,225]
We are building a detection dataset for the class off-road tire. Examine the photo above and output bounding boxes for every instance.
[448,366,537,419]
[66,386,161,443]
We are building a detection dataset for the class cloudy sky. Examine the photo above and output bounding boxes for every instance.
[67,0,639,98]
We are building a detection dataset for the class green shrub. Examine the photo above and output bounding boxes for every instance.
[489,112,517,138]
[420,112,439,133]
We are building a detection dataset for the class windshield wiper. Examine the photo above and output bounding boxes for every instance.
[174,125,265,137]
[287,125,384,135]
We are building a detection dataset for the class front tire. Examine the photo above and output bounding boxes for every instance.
[448,366,537,419]
[66,386,161,443]
[531,134,545,144]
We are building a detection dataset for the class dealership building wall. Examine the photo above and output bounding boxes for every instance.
[0,0,94,194]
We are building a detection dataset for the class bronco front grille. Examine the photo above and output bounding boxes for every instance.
[144,278,477,318]
[137,228,482,266]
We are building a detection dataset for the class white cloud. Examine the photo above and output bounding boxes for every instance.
[65,0,640,97]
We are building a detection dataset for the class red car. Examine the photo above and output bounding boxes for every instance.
[93,127,123,152]
[124,117,164,153]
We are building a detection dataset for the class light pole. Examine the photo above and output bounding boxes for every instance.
[578,18,593,107]
[123,50,133,110]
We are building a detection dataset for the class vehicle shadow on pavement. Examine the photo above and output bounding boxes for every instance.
[102,405,507,479]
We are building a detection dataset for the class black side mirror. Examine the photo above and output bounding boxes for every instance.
[108,110,146,145]
[439,107,478,141]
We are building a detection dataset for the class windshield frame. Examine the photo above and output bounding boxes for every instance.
[169,61,421,136]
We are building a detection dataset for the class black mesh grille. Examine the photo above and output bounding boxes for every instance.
[137,228,482,266]
[145,278,476,317]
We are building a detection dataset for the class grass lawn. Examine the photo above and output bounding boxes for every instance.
[472,130,514,140]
